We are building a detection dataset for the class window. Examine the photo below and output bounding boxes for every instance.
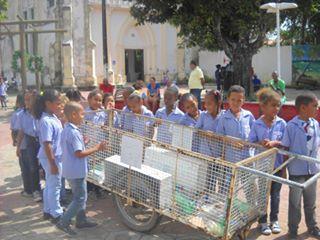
[48,0,55,8]
[23,11,27,20]
[30,8,34,19]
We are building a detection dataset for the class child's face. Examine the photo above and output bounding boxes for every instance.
[184,98,198,118]
[228,92,245,113]
[301,98,319,119]
[164,91,177,108]
[88,94,102,110]
[71,107,85,126]
[127,99,142,114]
[261,99,281,119]
[205,95,219,116]
[46,97,62,116]
[104,96,115,109]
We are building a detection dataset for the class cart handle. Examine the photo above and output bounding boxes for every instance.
[238,149,320,189]
[238,165,320,189]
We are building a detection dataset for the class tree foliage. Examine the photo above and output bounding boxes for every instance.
[131,0,275,93]
[0,0,7,20]
[282,0,320,45]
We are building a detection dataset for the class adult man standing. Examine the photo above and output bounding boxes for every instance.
[268,71,286,103]
[188,60,204,109]
[215,64,222,91]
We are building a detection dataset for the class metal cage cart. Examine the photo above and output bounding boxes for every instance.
[81,109,320,240]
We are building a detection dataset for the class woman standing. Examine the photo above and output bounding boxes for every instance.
[146,77,160,114]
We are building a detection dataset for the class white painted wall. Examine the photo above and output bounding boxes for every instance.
[199,46,293,84]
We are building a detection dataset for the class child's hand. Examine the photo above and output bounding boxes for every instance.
[50,163,59,175]
[264,140,280,148]
[83,136,90,145]
[154,119,162,126]
[97,141,108,151]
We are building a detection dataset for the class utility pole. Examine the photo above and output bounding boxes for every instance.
[102,0,108,76]
[0,16,66,90]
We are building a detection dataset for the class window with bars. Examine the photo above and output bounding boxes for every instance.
[48,0,55,8]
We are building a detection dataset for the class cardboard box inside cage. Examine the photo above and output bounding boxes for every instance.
[104,155,173,209]
[144,145,208,192]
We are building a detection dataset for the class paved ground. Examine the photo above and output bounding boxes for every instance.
[1,90,320,240]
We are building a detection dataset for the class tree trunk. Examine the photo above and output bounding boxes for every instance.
[232,50,253,97]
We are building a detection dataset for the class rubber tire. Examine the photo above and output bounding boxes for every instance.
[113,193,162,232]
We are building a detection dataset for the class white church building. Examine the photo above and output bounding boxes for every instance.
[0,0,195,88]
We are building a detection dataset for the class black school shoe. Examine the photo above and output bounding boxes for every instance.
[75,218,98,229]
[56,222,77,236]
[309,226,320,238]
[43,212,52,221]
[288,231,298,240]
[51,215,61,224]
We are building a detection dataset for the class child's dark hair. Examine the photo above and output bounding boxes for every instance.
[180,93,198,105]
[34,89,61,119]
[87,89,102,100]
[295,92,317,110]
[205,90,223,113]
[15,92,25,109]
[256,88,281,105]
[66,88,84,102]
[165,86,179,98]
[128,93,142,102]
[227,85,245,97]
[102,92,114,105]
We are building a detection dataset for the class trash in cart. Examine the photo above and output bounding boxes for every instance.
[82,109,320,240]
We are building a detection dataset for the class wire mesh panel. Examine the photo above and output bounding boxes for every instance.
[80,109,276,239]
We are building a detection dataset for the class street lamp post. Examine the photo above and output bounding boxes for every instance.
[260,2,298,78]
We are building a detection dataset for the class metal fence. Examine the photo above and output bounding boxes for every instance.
[81,109,277,239]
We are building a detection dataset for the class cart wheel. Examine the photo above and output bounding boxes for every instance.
[113,172,161,232]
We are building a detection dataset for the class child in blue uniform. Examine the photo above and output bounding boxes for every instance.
[124,94,154,137]
[196,90,224,191]
[56,102,107,235]
[282,92,320,239]
[84,89,106,125]
[249,88,286,235]
[0,77,7,110]
[216,85,255,162]
[34,89,63,223]
[103,92,119,127]
[155,86,184,143]
[179,93,201,127]
[11,93,24,147]
[17,90,42,202]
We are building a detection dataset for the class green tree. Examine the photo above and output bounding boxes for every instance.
[0,0,7,20]
[131,0,275,94]
[282,0,320,45]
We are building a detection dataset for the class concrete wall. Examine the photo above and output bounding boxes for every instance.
[199,46,293,84]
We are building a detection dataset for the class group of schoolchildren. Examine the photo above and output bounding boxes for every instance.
[9,82,320,239]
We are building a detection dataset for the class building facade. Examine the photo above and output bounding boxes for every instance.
[1,0,190,88]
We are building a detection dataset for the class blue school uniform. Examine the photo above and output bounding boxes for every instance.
[61,123,87,179]
[84,107,107,125]
[179,111,202,127]
[282,116,320,176]
[10,108,23,131]
[249,116,286,168]
[216,109,255,162]
[155,106,184,143]
[38,112,63,218]
[195,110,225,157]
[0,82,7,96]
[122,106,154,137]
